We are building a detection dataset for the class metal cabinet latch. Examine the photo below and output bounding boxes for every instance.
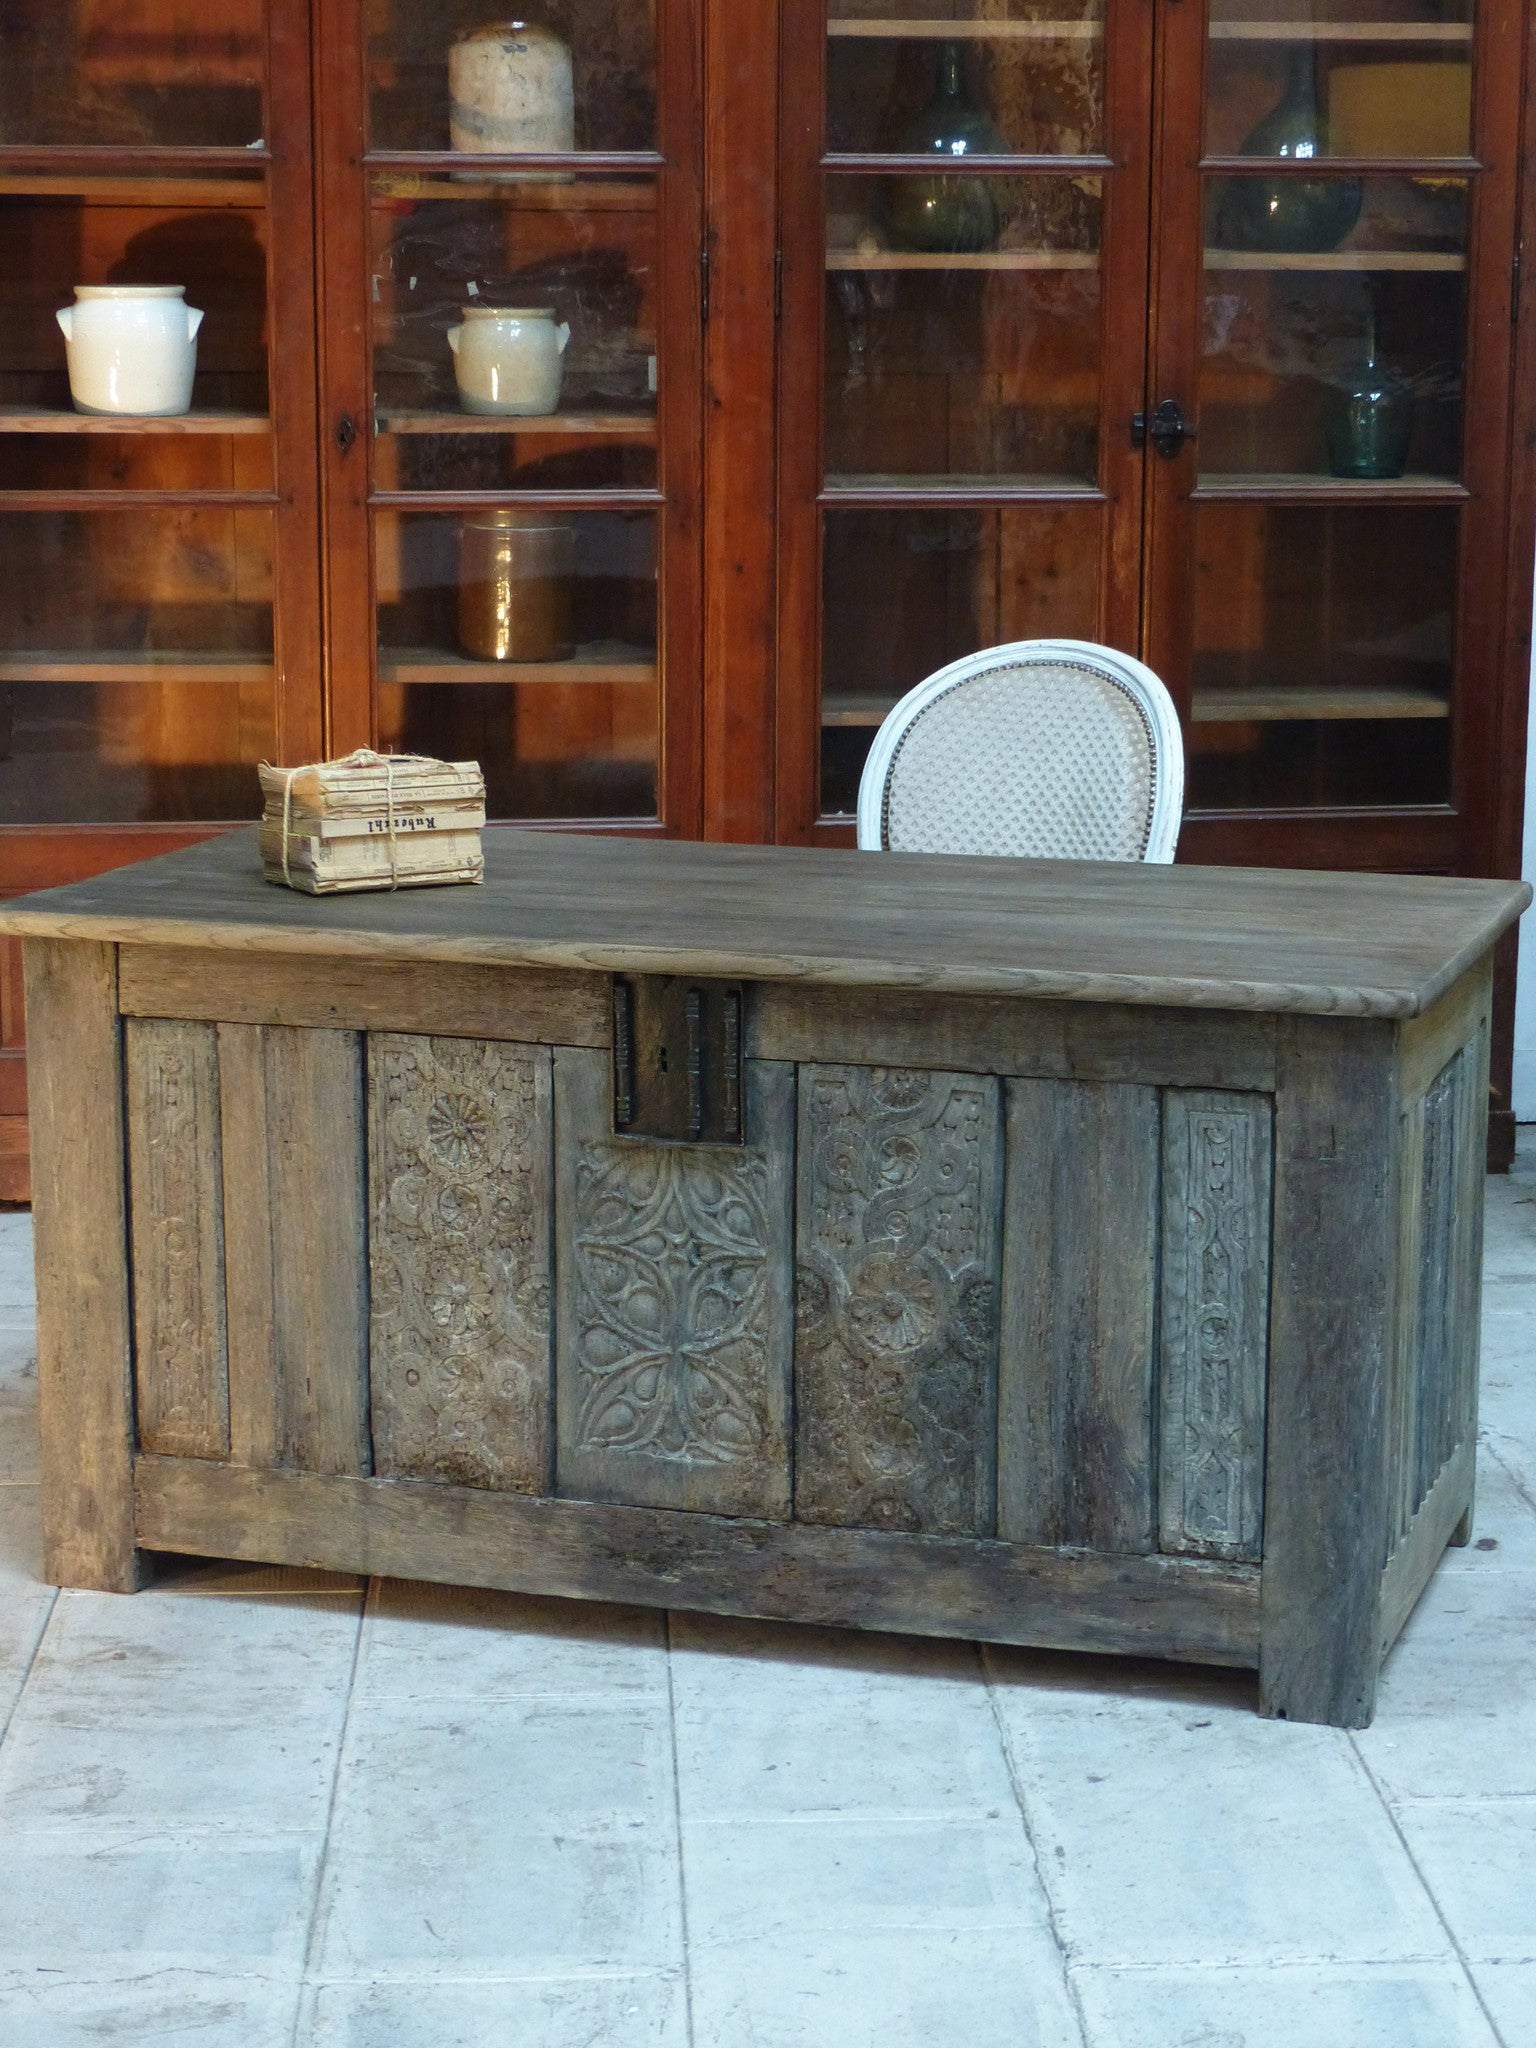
[612,976,744,1144]
[1131,398,1196,458]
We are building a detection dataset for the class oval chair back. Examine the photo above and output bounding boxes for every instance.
[855,638,1184,864]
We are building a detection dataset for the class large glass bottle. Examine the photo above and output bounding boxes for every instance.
[1217,49,1363,254]
[883,41,1005,255]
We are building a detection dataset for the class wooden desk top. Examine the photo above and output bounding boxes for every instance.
[0,827,1526,1019]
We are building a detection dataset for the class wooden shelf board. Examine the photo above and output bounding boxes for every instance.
[823,694,896,729]
[0,174,263,206]
[1194,471,1467,502]
[0,407,269,436]
[372,175,654,209]
[828,18,1101,37]
[828,249,1099,270]
[1192,687,1449,723]
[375,408,657,439]
[1208,20,1471,40]
[379,644,657,686]
[1206,249,1465,271]
[823,473,1101,500]
[0,653,273,685]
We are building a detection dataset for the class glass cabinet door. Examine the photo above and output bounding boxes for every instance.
[775,0,1154,839]
[1146,0,1522,866]
[317,0,702,831]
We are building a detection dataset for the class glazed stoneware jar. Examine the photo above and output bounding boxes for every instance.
[449,21,575,160]
[56,285,204,416]
[447,305,571,415]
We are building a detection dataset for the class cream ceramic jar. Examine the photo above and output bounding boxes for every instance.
[447,305,571,415]
[449,22,575,160]
[56,285,204,416]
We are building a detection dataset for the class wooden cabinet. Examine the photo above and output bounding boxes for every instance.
[2,0,1534,1192]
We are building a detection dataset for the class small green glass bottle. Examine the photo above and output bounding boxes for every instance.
[883,40,1004,256]
[1325,310,1413,479]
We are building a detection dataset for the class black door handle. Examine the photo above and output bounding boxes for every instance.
[1131,399,1196,458]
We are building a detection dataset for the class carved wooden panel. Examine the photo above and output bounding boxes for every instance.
[554,1049,794,1516]
[999,1080,1159,1552]
[1158,1090,1273,1563]
[794,1065,1003,1536]
[125,1018,230,1460]
[368,1034,554,1492]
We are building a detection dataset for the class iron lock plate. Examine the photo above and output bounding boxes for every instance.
[611,975,745,1144]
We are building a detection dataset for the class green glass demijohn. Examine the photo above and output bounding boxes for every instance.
[883,40,1004,255]
[1217,48,1363,255]
[1325,308,1414,479]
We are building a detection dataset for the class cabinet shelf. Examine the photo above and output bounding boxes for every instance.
[828,18,1101,37]
[371,175,655,210]
[1205,249,1466,271]
[375,408,656,439]
[0,407,270,436]
[823,693,896,729]
[0,652,272,684]
[1194,472,1468,503]
[0,174,262,207]
[1192,686,1449,723]
[1208,20,1471,40]
[828,249,1098,270]
[379,644,656,686]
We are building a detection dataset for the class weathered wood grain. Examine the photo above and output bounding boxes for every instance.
[554,1049,795,1517]
[24,939,149,1591]
[121,945,609,1049]
[125,1019,230,1461]
[369,1035,553,1493]
[794,1065,1003,1535]
[1158,1090,1273,1563]
[1397,958,1491,1103]
[1261,1016,1397,1728]
[1448,1004,1492,1545]
[133,1454,1263,1669]
[999,1080,1160,1552]
[1,825,1525,1018]
[752,985,1277,1090]
[216,1023,281,1469]
[1379,1437,1476,1656]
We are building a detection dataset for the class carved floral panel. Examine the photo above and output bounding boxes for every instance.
[795,1064,1003,1536]
[1158,1089,1273,1562]
[368,1033,553,1492]
[554,1050,794,1517]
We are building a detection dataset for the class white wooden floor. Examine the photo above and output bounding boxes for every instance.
[1,1145,1534,2047]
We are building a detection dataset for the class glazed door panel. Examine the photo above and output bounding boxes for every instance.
[315,0,704,833]
[774,0,1156,842]
[1143,0,1525,872]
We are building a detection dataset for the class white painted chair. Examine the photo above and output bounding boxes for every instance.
[855,637,1184,864]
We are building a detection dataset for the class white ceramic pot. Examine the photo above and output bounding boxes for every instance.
[449,22,575,158]
[447,305,571,416]
[56,285,204,417]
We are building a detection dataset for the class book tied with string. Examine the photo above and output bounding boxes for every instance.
[258,749,486,894]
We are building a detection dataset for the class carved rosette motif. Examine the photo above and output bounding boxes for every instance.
[795,1065,1002,1536]
[368,1034,552,1492]
[1159,1091,1272,1562]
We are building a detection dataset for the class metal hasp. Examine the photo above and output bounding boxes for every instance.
[1131,398,1195,458]
[611,975,745,1143]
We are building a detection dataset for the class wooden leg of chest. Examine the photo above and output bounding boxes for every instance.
[24,938,149,1594]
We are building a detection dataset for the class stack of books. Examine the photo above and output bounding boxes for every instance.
[258,749,486,894]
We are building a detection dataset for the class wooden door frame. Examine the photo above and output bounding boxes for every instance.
[770,0,1158,846]
[312,0,706,836]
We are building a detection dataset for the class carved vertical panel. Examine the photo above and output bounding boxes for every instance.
[999,1080,1159,1552]
[554,1048,795,1517]
[125,1017,230,1460]
[369,1034,554,1493]
[794,1065,1002,1536]
[1158,1090,1273,1563]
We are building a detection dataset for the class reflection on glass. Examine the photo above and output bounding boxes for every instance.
[826,176,1101,483]
[0,508,275,823]
[1188,503,1454,807]
[0,0,265,146]
[1199,177,1467,479]
[369,176,658,491]
[375,510,658,821]
[828,4,1104,159]
[819,504,1102,815]
[367,0,656,153]
[1205,28,1472,164]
